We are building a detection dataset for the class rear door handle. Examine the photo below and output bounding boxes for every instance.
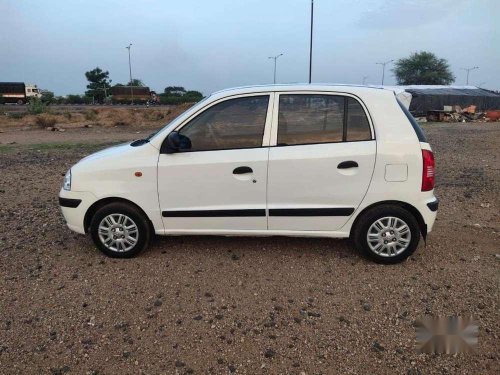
[337,161,358,169]
[233,166,253,174]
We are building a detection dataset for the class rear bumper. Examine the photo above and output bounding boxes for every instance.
[421,196,438,233]
[59,189,97,234]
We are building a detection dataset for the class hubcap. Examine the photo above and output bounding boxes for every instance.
[98,214,139,252]
[367,216,411,257]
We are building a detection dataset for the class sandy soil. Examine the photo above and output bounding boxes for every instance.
[0,122,498,374]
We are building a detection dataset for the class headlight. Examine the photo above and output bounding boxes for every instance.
[63,169,71,191]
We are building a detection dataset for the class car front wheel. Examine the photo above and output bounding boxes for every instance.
[90,202,151,258]
[353,205,420,264]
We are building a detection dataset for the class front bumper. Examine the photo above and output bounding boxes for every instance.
[59,189,97,234]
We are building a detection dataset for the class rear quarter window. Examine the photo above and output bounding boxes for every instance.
[397,99,427,142]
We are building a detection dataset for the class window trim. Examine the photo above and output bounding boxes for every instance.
[269,91,375,147]
[163,93,274,153]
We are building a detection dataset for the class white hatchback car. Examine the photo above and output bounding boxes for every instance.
[59,85,438,263]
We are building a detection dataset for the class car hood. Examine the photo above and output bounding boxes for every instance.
[77,142,133,164]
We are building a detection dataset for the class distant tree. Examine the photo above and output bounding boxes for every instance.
[393,51,455,85]
[127,79,145,87]
[184,90,203,101]
[159,86,203,104]
[40,89,55,104]
[85,67,112,102]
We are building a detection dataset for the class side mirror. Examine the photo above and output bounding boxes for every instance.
[161,131,191,154]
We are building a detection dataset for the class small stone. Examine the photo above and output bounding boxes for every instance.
[231,254,240,261]
[264,349,276,358]
[363,303,372,311]
[175,360,185,368]
[339,316,350,324]
[193,315,202,321]
[372,341,385,352]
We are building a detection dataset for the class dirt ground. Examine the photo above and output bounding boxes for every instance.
[0,121,498,374]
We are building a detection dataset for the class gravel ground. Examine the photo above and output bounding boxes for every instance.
[0,123,498,374]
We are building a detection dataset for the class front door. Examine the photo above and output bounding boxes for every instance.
[157,94,272,231]
[267,93,376,231]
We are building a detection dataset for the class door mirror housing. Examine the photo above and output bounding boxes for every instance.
[161,131,192,154]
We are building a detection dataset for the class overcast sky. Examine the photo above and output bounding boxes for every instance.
[1,0,498,95]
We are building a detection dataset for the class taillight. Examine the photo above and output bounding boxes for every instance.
[421,149,435,191]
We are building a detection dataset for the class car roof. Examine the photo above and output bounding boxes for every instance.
[210,83,391,98]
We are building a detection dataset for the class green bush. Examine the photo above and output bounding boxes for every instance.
[27,97,47,115]
[66,94,93,104]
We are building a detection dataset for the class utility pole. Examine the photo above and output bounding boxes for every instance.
[461,66,478,85]
[126,43,134,104]
[268,54,283,84]
[376,60,393,85]
[308,0,314,84]
[362,76,369,85]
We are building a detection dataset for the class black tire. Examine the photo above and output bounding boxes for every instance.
[352,204,420,264]
[90,202,151,258]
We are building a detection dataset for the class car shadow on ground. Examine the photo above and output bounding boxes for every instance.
[144,234,362,261]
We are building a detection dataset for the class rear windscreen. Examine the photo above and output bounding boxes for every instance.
[397,99,427,142]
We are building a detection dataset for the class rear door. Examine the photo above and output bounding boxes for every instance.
[267,92,376,231]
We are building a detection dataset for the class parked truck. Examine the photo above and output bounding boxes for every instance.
[110,85,159,105]
[0,82,42,104]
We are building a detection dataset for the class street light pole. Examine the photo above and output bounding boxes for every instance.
[126,43,134,104]
[308,0,314,84]
[268,54,284,84]
[375,60,393,85]
[461,66,479,85]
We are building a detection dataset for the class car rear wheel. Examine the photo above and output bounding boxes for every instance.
[90,202,151,258]
[353,205,420,264]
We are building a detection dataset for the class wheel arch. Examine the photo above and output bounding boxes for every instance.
[84,197,155,234]
[350,200,427,240]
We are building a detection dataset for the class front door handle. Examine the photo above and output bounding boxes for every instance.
[233,166,253,174]
[337,161,359,169]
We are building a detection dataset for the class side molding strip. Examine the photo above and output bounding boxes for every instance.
[162,208,355,217]
[269,208,355,216]
[162,209,266,217]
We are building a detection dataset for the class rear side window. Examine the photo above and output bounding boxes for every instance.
[179,95,269,151]
[277,94,372,146]
[346,98,371,141]
[397,99,427,142]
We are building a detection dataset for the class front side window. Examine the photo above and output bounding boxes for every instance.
[277,94,372,145]
[179,95,269,152]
